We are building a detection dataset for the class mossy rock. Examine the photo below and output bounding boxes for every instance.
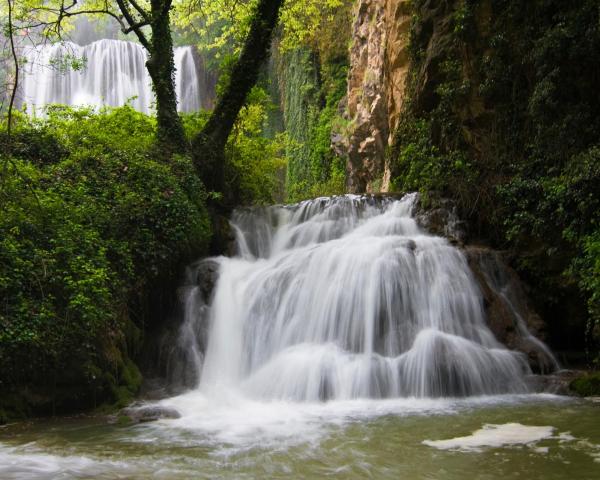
[570,372,600,397]
[107,358,143,409]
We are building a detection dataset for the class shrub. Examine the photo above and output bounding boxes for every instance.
[0,106,211,416]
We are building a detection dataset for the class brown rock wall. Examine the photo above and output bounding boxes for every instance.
[344,0,411,193]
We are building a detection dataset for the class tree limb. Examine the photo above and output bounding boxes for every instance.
[192,0,285,199]
[6,0,19,142]
[114,0,151,50]
[128,0,151,22]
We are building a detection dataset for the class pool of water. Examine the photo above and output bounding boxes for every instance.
[1,394,599,479]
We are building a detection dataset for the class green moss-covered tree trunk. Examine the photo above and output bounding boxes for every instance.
[114,0,187,154]
[191,0,285,197]
[146,0,188,154]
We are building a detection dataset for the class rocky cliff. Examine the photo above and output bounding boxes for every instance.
[341,0,600,361]
[341,0,411,193]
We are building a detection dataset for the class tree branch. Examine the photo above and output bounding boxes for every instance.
[6,0,19,143]
[114,0,151,50]
[128,0,151,22]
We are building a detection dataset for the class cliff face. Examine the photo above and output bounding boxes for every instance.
[350,0,600,359]
[343,0,411,193]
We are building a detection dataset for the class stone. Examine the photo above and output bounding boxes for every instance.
[526,370,584,395]
[414,198,468,244]
[191,258,220,304]
[342,0,412,193]
[465,247,558,374]
[119,405,181,423]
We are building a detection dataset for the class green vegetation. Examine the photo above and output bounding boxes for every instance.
[0,106,211,417]
[279,1,353,201]
[0,101,285,418]
[570,372,600,397]
[281,49,348,202]
[392,0,600,361]
[182,85,287,206]
[224,86,287,205]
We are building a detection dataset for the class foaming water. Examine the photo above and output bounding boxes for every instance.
[20,39,201,115]
[2,395,600,479]
[154,393,564,452]
[423,423,559,452]
[176,193,540,404]
[0,194,578,479]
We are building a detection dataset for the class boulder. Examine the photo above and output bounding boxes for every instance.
[120,405,181,423]
[465,246,559,374]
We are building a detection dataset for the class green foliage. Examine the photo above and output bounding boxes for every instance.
[282,48,349,202]
[172,0,348,58]
[391,116,474,206]
[182,86,287,205]
[570,372,600,397]
[393,0,600,359]
[0,106,211,416]
[225,86,287,204]
[577,232,600,359]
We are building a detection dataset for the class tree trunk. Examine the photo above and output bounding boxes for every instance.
[147,0,188,154]
[191,0,285,196]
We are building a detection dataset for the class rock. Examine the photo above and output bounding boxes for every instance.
[527,370,585,395]
[343,0,412,193]
[190,258,220,304]
[465,246,559,374]
[569,371,600,397]
[414,198,468,244]
[119,405,181,423]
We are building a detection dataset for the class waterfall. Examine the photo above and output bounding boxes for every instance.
[171,194,550,401]
[20,39,201,115]
[174,47,201,113]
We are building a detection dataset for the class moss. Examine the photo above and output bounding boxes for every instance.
[116,414,133,426]
[280,46,349,201]
[120,359,143,397]
[570,372,600,397]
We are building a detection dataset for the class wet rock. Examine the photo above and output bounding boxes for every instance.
[211,214,236,256]
[465,247,558,374]
[190,258,220,304]
[414,198,468,244]
[527,370,587,395]
[569,371,600,397]
[120,405,181,423]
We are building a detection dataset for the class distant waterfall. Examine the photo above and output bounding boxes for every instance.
[172,194,552,400]
[20,39,201,115]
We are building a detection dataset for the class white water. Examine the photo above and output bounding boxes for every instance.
[172,194,544,404]
[423,423,559,451]
[0,195,594,479]
[20,39,201,115]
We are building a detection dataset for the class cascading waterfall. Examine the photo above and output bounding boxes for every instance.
[20,39,201,115]
[173,193,546,401]
[174,46,202,113]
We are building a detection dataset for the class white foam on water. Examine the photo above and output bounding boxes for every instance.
[142,393,565,454]
[423,423,559,452]
[151,391,454,452]
[0,443,131,480]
